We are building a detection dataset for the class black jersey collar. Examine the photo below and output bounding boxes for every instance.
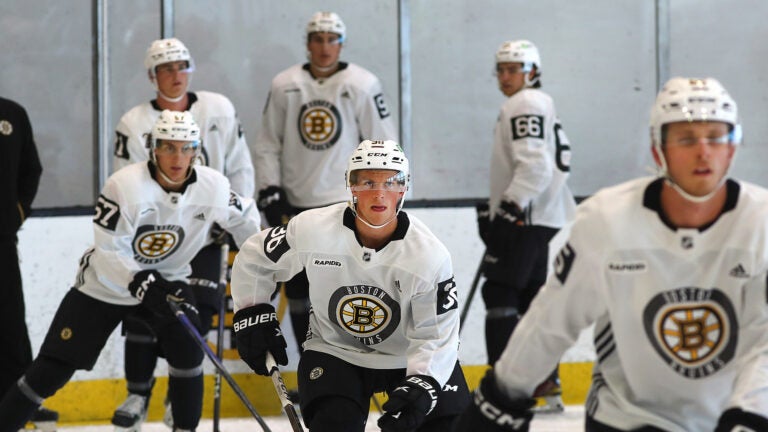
[150,92,198,111]
[302,62,349,80]
[147,161,198,194]
[643,177,739,232]
[343,207,409,251]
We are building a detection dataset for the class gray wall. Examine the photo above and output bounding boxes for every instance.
[2,0,766,208]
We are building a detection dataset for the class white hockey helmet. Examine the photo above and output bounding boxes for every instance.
[650,77,741,149]
[144,38,195,77]
[346,139,409,188]
[306,11,346,43]
[150,110,201,163]
[650,77,741,203]
[496,40,541,73]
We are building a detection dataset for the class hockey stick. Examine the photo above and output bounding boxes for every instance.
[266,352,304,432]
[459,250,485,334]
[213,242,229,432]
[168,299,273,432]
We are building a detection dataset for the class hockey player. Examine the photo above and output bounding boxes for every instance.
[0,111,260,432]
[111,37,255,429]
[455,77,768,432]
[232,140,470,431]
[478,39,576,412]
[253,11,398,355]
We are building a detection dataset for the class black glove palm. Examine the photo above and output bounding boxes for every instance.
[258,186,295,227]
[233,303,288,375]
[476,201,491,245]
[453,369,535,431]
[378,375,439,432]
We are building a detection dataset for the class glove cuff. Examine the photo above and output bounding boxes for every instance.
[405,375,439,415]
[233,304,278,333]
[497,201,524,222]
[716,408,768,432]
[474,369,535,428]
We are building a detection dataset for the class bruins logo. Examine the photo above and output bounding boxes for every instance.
[643,287,737,379]
[328,285,400,346]
[297,100,342,150]
[310,367,323,380]
[133,225,185,264]
[0,120,12,136]
[60,327,73,340]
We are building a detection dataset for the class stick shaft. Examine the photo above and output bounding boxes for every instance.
[266,352,304,432]
[169,300,272,432]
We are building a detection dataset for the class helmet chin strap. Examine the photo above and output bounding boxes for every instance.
[349,196,402,230]
[157,91,187,103]
[155,163,193,186]
[306,51,339,74]
[150,74,192,104]
[664,176,726,203]
[657,148,733,204]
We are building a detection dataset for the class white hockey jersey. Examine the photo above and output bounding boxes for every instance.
[254,63,397,208]
[231,203,460,385]
[75,162,261,305]
[495,177,768,431]
[490,88,575,228]
[113,91,255,198]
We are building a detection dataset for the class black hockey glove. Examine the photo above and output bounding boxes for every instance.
[209,223,231,245]
[233,303,288,375]
[476,201,491,245]
[453,369,535,432]
[482,201,525,280]
[257,186,295,227]
[129,270,201,329]
[715,408,768,432]
[378,375,439,432]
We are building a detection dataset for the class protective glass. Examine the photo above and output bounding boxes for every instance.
[155,141,200,156]
[495,63,533,76]
[349,173,407,192]
[155,61,193,75]
[308,33,343,45]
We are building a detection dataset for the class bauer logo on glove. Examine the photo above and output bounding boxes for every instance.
[233,311,278,332]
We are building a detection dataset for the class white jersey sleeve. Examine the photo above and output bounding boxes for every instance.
[253,63,397,208]
[404,250,460,383]
[253,76,288,196]
[231,203,459,384]
[495,177,768,431]
[89,173,145,294]
[113,103,155,172]
[490,88,575,228]
[192,91,255,198]
[349,64,397,144]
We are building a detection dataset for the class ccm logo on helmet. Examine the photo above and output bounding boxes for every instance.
[233,312,277,332]
[367,152,388,157]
